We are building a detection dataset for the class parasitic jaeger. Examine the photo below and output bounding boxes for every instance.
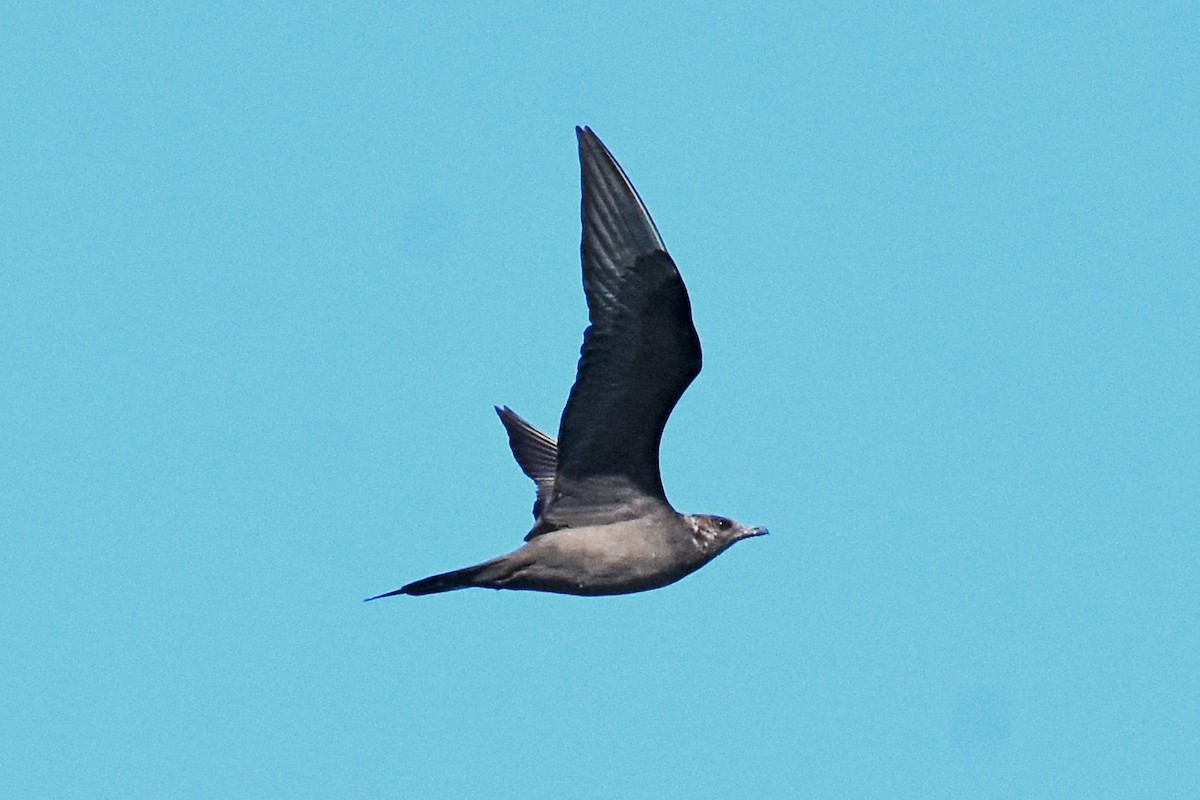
[368,127,767,599]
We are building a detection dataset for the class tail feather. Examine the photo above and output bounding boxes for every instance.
[365,561,495,600]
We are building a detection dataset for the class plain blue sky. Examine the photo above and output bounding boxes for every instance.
[4,3,1197,797]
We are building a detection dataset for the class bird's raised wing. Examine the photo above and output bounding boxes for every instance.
[495,405,557,520]
[545,127,702,526]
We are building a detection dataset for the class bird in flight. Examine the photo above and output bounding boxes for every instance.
[368,127,766,599]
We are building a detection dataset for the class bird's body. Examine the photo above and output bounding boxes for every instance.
[400,505,746,597]
[368,127,766,600]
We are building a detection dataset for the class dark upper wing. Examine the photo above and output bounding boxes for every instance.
[545,127,702,525]
[494,405,557,520]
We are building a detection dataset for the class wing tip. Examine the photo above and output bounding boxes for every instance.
[576,126,611,162]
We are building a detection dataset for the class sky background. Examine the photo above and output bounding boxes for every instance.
[4,3,1198,798]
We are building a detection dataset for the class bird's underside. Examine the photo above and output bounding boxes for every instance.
[368,127,766,600]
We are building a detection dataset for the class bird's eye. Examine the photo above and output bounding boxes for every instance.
[716,518,732,530]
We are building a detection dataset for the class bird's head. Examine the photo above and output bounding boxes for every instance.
[686,514,769,556]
